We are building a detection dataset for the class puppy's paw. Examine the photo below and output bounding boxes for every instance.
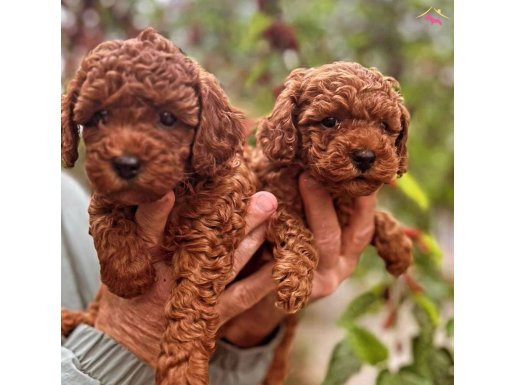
[100,256,156,298]
[383,245,412,276]
[373,211,413,276]
[61,308,94,336]
[273,257,313,313]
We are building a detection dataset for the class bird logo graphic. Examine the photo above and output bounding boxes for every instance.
[417,7,449,26]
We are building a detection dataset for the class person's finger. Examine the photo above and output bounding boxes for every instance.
[244,191,278,235]
[135,191,175,246]
[217,262,275,325]
[310,270,340,300]
[310,193,377,302]
[227,192,276,280]
[299,172,341,269]
[229,223,268,280]
[334,249,361,284]
[341,193,376,261]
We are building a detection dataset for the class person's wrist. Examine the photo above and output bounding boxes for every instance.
[94,286,165,367]
[96,312,163,367]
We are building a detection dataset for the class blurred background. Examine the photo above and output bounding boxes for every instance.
[61,0,453,384]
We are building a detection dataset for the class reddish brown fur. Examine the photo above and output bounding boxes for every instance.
[252,62,413,384]
[61,28,255,385]
[61,290,102,336]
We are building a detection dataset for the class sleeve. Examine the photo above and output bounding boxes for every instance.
[209,326,285,385]
[61,172,100,310]
[61,324,155,385]
[61,347,100,385]
[61,324,285,385]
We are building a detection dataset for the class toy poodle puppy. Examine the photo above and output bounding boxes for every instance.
[253,61,413,315]
[61,28,255,385]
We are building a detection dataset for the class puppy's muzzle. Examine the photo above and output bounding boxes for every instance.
[351,149,376,172]
[112,155,141,180]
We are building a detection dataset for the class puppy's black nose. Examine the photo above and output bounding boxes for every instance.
[112,155,141,180]
[351,150,376,172]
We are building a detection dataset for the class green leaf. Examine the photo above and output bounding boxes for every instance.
[419,232,444,265]
[376,369,432,385]
[244,60,268,88]
[407,333,454,385]
[427,348,454,385]
[413,293,440,327]
[410,305,436,379]
[376,369,395,385]
[347,326,388,365]
[446,318,454,337]
[396,173,429,211]
[412,255,452,302]
[239,12,272,51]
[321,339,361,385]
[338,286,384,328]
[408,335,433,378]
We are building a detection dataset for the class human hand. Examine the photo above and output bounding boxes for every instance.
[299,172,377,299]
[219,172,377,347]
[94,190,279,366]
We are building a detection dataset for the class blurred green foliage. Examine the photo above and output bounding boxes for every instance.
[62,0,453,219]
[62,1,453,384]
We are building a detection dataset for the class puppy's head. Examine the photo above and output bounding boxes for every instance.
[258,61,409,197]
[62,28,245,204]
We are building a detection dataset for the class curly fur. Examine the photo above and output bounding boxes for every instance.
[61,28,255,385]
[252,62,413,383]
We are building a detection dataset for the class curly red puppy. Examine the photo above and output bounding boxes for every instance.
[253,62,413,315]
[61,28,255,385]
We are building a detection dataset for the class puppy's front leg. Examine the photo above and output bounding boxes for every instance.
[269,209,318,314]
[156,171,253,385]
[372,211,413,276]
[61,289,103,336]
[334,199,412,276]
[88,194,156,298]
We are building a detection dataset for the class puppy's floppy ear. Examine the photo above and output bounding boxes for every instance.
[396,103,410,176]
[257,68,307,165]
[61,73,86,168]
[192,70,246,176]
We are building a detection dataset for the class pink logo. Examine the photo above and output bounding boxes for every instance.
[417,7,449,26]
[424,13,442,26]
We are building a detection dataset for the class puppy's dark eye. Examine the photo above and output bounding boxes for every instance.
[321,117,338,128]
[85,110,108,127]
[160,112,177,127]
[380,122,390,131]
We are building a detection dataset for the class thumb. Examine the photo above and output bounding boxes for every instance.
[135,191,175,247]
[341,193,376,259]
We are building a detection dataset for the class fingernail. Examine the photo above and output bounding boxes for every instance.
[156,192,175,206]
[255,192,277,213]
